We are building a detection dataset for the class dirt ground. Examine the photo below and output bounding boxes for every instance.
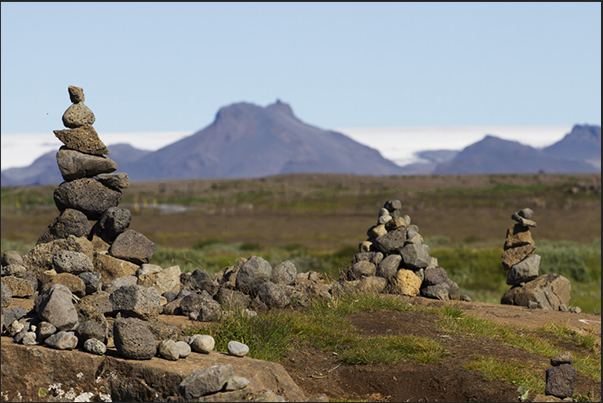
[279,296,601,402]
[6,296,601,402]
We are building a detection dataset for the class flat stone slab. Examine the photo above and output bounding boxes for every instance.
[0,335,306,402]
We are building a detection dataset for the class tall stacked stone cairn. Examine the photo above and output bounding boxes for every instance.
[500,208,572,311]
[336,199,463,301]
[1,86,326,401]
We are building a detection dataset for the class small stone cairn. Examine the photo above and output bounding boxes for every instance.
[336,199,462,301]
[500,208,572,311]
[545,352,577,399]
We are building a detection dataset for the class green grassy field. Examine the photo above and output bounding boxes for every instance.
[1,173,600,313]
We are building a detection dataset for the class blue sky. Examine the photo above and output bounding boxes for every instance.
[1,2,601,135]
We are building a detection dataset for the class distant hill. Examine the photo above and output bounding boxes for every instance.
[542,124,601,164]
[432,129,600,175]
[1,144,151,187]
[119,100,406,181]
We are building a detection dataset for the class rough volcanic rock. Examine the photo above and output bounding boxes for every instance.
[109,284,161,320]
[271,260,297,285]
[423,267,448,286]
[376,254,402,279]
[53,178,122,220]
[42,272,86,298]
[1,281,12,308]
[53,124,109,155]
[503,224,535,250]
[2,251,23,266]
[89,207,132,244]
[109,229,156,265]
[545,364,577,398]
[52,249,94,275]
[113,317,157,360]
[56,147,116,181]
[373,227,407,254]
[256,282,291,308]
[96,173,130,190]
[1,276,35,297]
[62,101,95,129]
[235,256,272,295]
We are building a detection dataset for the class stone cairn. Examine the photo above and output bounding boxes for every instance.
[337,199,463,301]
[1,86,300,401]
[545,352,577,400]
[500,208,573,311]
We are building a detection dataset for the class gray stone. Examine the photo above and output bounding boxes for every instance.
[176,340,191,358]
[180,291,222,322]
[53,178,122,220]
[373,228,407,254]
[109,229,156,265]
[2,276,34,297]
[349,261,376,279]
[62,101,95,128]
[53,124,109,155]
[507,254,541,286]
[19,331,38,345]
[186,269,219,296]
[216,287,251,310]
[53,250,94,275]
[551,352,573,366]
[37,284,79,331]
[96,173,130,189]
[109,284,160,320]
[518,208,534,219]
[75,319,106,344]
[545,364,577,398]
[383,199,402,212]
[102,275,138,294]
[446,278,461,300]
[36,321,57,340]
[236,256,272,295]
[353,251,383,266]
[78,272,102,295]
[2,251,23,266]
[423,267,448,286]
[421,282,450,301]
[44,331,78,350]
[512,212,537,227]
[178,364,235,399]
[503,224,535,251]
[158,339,182,361]
[569,306,582,314]
[271,260,297,285]
[501,274,571,311]
[400,243,431,270]
[23,235,95,283]
[460,294,472,302]
[113,317,157,360]
[257,282,291,309]
[2,264,28,277]
[56,147,116,181]
[8,320,24,337]
[225,376,251,391]
[1,281,12,308]
[376,254,401,279]
[385,217,407,231]
[188,334,215,354]
[358,276,387,294]
[228,341,250,357]
[90,207,132,244]
[36,208,93,244]
[83,338,106,355]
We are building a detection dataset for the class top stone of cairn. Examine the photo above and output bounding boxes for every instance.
[68,86,85,103]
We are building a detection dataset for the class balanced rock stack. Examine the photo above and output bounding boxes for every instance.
[338,199,461,301]
[500,208,572,310]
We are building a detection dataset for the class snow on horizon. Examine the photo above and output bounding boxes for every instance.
[1,125,573,171]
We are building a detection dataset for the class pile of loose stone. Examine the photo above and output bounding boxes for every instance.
[500,208,574,312]
[1,86,303,400]
[336,199,464,301]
